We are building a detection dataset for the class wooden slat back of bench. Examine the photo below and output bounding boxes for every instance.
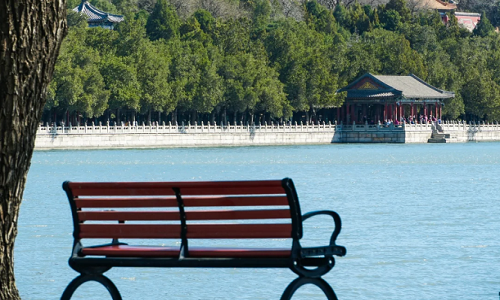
[64,178,303,242]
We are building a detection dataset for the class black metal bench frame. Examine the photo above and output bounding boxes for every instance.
[61,178,346,300]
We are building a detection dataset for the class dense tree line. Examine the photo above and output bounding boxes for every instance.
[46,0,500,125]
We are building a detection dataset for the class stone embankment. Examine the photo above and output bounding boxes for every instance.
[35,122,338,149]
[34,121,500,150]
[436,121,500,142]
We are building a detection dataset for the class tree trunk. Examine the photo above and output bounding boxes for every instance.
[0,1,67,299]
[172,109,178,124]
[190,111,196,124]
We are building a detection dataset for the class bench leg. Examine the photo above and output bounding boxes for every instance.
[280,277,338,300]
[61,274,122,300]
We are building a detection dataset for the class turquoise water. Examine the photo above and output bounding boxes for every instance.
[15,143,500,299]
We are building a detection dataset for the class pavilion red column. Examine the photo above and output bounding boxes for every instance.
[435,102,438,119]
[384,103,387,121]
[351,104,356,123]
[362,104,367,123]
[346,103,350,123]
[423,103,427,117]
[410,103,414,117]
[337,107,340,123]
[439,105,442,120]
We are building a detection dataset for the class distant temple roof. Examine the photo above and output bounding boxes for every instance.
[416,0,457,11]
[73,1,124,26]
[338,73,455,101]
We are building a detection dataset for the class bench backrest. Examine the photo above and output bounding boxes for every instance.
[64,178,303,250]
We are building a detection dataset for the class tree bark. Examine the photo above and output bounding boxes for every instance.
[0,1,67,299]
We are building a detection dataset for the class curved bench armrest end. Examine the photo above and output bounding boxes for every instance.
[302,210,342,245]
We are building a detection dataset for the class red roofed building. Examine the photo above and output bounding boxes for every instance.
[414,0,481,32]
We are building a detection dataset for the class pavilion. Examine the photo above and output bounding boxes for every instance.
[73,1,124,30]
[336,73,455,124]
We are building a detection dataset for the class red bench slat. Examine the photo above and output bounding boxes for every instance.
[79,224,181,239]
[185,209,291,220]
[78,211,180,221]
[68,180,284,197]
[78,209,291,221]
[188,247,291,258]
[74,196,289,208]
[80,224,291,239]
[80,245,291,258]
[186,224,292,239]
[81,245,180,257]
[183,196,289,207]
[75,198,178,208]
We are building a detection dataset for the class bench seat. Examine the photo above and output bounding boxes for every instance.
[81,245,291,258]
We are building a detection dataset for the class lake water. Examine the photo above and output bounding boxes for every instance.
[15,143,500,300]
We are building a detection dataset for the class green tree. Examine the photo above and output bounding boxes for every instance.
[304,0,338,34]
[399,23,439,55]
[461,72,500,120]
[333,4,351,30]
[193,9,216,34]
[253,0,272,30]
[135,41,174,123]
[112,0,139,14]
[67,10,88,28]
[49,25,109,119]
[146,0,180,41]
[473,12,495,37]
[349,2,372,34]
[379,9,401,31]
[213,18,252,55]
[385,0,410,21]
[100,54,141,120]
[180,16,213,45]
[116,14,149,56]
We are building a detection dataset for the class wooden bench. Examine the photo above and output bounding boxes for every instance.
[61,178,346,300]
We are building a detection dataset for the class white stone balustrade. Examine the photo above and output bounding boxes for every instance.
[33,120,500,149]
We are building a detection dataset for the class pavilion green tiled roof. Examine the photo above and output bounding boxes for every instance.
[338,73,455,100]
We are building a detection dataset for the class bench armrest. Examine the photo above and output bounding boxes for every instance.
[301,210,345,256]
